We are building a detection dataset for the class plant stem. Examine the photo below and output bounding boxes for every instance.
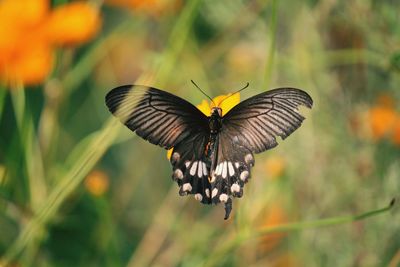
[202,199,395,267]
[154,0,202,87]
[10,86,47,212]
[263,0,278,88]
[0,85,7,120]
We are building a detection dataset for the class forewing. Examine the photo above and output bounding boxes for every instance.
[222,88,313,153]
[105,85,209,149]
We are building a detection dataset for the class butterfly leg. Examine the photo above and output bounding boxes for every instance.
[224,197,232,220]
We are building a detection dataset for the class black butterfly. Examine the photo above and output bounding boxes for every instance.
[105,84,312,219]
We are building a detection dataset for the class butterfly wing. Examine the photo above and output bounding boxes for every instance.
[208,88,312,216]
[170,134,212,204]
[105,85,209,149]
[221,88,313,153]
[105,85,212,202]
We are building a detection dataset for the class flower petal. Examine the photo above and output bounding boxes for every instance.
[106,0,181,17]
[85,170,109,196]
[0,43,54,86]
[197,99,212,116]
[218,92,240,116]
[0,0,48,29]
[166,148,173,159]
[45,2,101,46]
[368,106,397,140]
[196,93,241,117]
[0,0,48,64]
[392,118,400,146]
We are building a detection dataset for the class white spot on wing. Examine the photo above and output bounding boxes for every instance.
[190,161,198,176]
[194,193,202,201]
[185,161,190,168]
[211,188,218,198]
[231,183,240,193]
[240,170,249,181]
[228,162,235,176]
[172,152,180,162]
[216,163,221,175]
[245,154,254,165]
[235,162,240,168]
[210,173,216,183]
[174,169,183,179]
[205,188,210,198]
[219,193,228,202]
[202,162,207,176]
[222,161,227,178]
[182,183,192,192]
[197,161,203,177]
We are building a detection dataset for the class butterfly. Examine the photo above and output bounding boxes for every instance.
[105,84,312,219]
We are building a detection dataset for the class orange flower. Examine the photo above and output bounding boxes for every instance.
[258,204,288,252]
[45,2,101,46]
[0,0,101,86]
[106,0,181,16]
[85,170,109,196]
[392,118,400,146]
[361,94,400,147]
[368,105,397,140]
[264,156,286,180]
[167,93,240,159]
[273,253,299,267]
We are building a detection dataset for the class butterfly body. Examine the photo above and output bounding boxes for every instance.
[206,108,222,178]
[105,85,312,219]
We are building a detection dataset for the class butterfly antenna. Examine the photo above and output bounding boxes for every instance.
[219,82,249,106]
[191,80,216,106]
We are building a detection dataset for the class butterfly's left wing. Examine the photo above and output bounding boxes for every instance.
[221,88,313,153]
[208,88,313,216]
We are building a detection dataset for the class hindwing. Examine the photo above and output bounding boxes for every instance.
[170,133,212,204]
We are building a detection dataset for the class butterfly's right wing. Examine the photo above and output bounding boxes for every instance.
[105,85,209,149]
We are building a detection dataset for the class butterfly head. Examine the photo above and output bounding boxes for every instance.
[211,107,222,117]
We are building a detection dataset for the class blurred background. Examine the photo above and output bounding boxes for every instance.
[0,0,399,266]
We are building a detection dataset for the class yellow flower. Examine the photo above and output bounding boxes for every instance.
[197,93,240,116]
[167,148,173,160]
[167,93,241,159]
[0,0,101,86]
[85,170,109,196]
